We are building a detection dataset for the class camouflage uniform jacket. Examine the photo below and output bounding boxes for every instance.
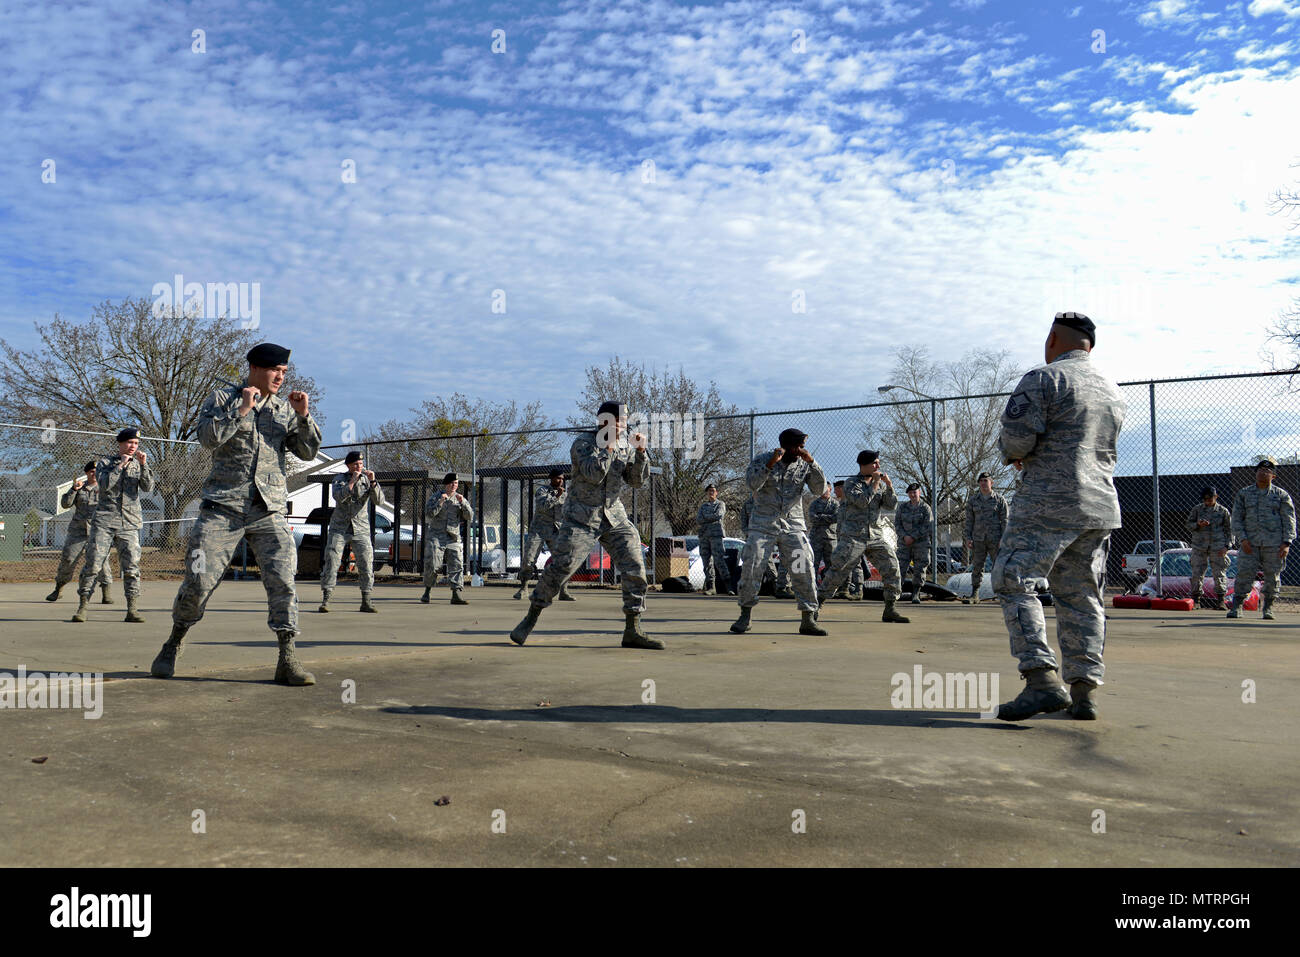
[329,473,386,534]
[1185,502,1232,551]
[744,453,826,531]
[998,350,1124,529]
[563,432,648,530]
[1231,486,1296,547]
[196,381,322,512]
[895,500,932,543]
[93,454,155,530]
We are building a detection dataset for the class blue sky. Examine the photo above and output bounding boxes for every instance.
[3,0,1300,446]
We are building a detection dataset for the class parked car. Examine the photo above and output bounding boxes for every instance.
[295,506,414,575]
[1137,548,1262,607]
[683,536,747,591]
[1122,539,1190,577]
[945,559,1050,601]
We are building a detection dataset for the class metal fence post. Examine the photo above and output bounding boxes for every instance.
[749,412,755,461]
[470,435,477,573]
[930,398,938,583]
[1150,381,1162,596]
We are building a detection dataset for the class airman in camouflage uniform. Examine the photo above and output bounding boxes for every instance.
[421,473,473,605]
[510,401,662,649]
[697,484,730,595]
[73,429,154,623]
[993,314,1124,722]
[515,470,574,601]
[832,480,866,599]
[1228,458,1295,621]
[319,451,385,613]
[895,482,932,604]
[964,472,1008,603]
[730,428,827,636]
[150,343,322,686]
[47,461,112,604]
[809,485,839,586]
[818,450,909,623]
[1185,485,1232,610]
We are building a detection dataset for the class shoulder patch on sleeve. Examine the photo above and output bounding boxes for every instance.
[1005,391,1032,419]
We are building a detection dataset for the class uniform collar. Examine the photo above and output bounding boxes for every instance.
[1050,349,1090,364]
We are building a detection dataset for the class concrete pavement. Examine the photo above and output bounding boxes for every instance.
[1,580,1297,866]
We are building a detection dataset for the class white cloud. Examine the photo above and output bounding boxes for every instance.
[1247,0,1300,16]
[2,0,1298,428]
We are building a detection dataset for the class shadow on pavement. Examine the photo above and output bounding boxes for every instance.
[386,703,1023,729]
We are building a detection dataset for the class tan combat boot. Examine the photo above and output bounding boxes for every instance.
[274,632,315,686]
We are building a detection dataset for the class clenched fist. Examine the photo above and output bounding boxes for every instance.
[288,390,309,416]
[239,386,262,415]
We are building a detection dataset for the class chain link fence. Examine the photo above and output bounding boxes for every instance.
[5,369,1299,602]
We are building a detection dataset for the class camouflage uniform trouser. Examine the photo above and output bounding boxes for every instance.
[321,527,375,593]
[821,534,901,603]
[172,501,299,634]
[519,521,560,586]
[78,522,140,599]
[1190,546,1229,601]
[531,515,646,612]
[423,533,464,590]
[737,525,817,612]
[57,521,111,589]
[811,530,836,583]
[699,531,728,591]
[993,521,1110,686]
[897,540,930,588]
[1233,545,1284,608]
[970,537,1001,596]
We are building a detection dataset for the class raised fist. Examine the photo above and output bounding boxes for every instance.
[239,386,262,414]
[288,390,309,416]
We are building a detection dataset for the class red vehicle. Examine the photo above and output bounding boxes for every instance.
[1138,548,1262,608]
[565,543,651,582]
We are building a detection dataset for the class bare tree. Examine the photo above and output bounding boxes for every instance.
[573,357,750,537]
[1266,162,1300,371]
[0,298,322,537]
[360,395,562,476]
[866,347,1023,529]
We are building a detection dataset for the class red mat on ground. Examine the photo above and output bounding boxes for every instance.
[1111,595,1195,610]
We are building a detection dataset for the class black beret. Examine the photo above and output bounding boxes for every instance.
[906,482,922,492]
[1053,312,1095,346]
[345,451,362,464]
[705,483,716,490]
[1256,456,1277,471]
[549,469,565,479]
[1200,485,1217,498]
[247,342,291,367]
[596,401,624,418]
[977,471,992,481]
[442,472,458,484]
[857,449,879,465]
[116,427,139,442]
[84,460,97,472]
[778,428,807,450]
[833,480,845,488]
